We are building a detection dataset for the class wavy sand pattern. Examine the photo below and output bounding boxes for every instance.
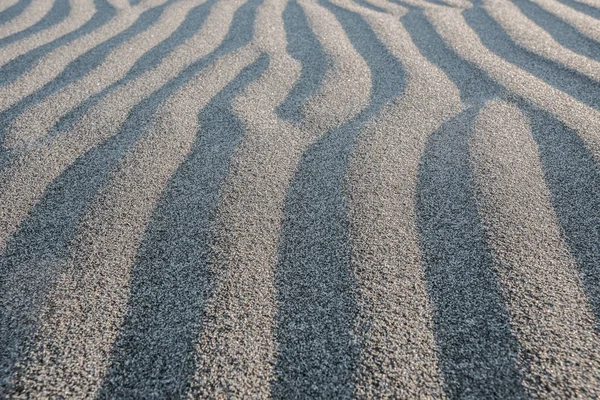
[1,0,600,397]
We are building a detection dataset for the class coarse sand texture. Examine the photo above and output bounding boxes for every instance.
[1,0,600,397]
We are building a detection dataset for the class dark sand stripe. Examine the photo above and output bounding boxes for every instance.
[0,0,53,39]
[187,3,302,396]
[275,0,328,122]
[399,5,531,397]
[0,0,115,76]
[296,0,371,131]
[188,4,302,398]
[463,0,600,111]
[398,2,501,104]
[0,0,166,103]
[96,49,263,400]
[420,6,600,396]
[1,0,600,397]
[0,0,96,66]
[351,0,387,12]
[481,0,600,82]
[0,0,173,135]
[0,0,69,48]
[0,10,258,386]
[21,48,260,399]
[1,3,256,382]
[1,0,263,395]
[0,0,21,15]
[424,6,600,169]
[0,0,258,391]
[0,0,252,265]
[364,0,406,16]
[522,103,600,342]
[470,99,600,397]
[5,0,205,149]
[272,0,404,396]
[509,0,600,61]
[342,1,463,397]
[190,0,372,396]
[529,0,600,42]
[555,0,600,18]
[53,0,218,133]
[0,1,31,27]
[416,107,526,399]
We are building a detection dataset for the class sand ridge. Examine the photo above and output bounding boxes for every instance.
[1,0,600,397]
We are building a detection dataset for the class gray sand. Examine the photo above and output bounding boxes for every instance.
[1,0,600,398]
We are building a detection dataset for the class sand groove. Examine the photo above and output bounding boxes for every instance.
[1,0,600,397]
[0,0,55,40]
[470,100,600,397]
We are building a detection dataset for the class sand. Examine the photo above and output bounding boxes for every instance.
[1,0,600,397]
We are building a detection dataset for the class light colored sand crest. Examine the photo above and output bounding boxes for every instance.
[482,0,600,82]
[10,47,261,399]
[470,100,600,397]
[405,0,472,9]
[0,0,96,66]
[188,0,373,396]
[186,3,298,396]
[298,0,371,130]
[530,0,600,42]
[295,0,371,129]
[397,0,448,9]
[424,8,600,167]
[192,0,300,392]
[107,0,135,8]
[364,0,408,16]
[84,0,248,107]
[437,0,472,9]
[5,0,206,149]
[0,0,170,110]
[0,0,54,40]
[0,0,20,14]
[333,0,459,397]
[570,0,600,7]
[0,0,246,253]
